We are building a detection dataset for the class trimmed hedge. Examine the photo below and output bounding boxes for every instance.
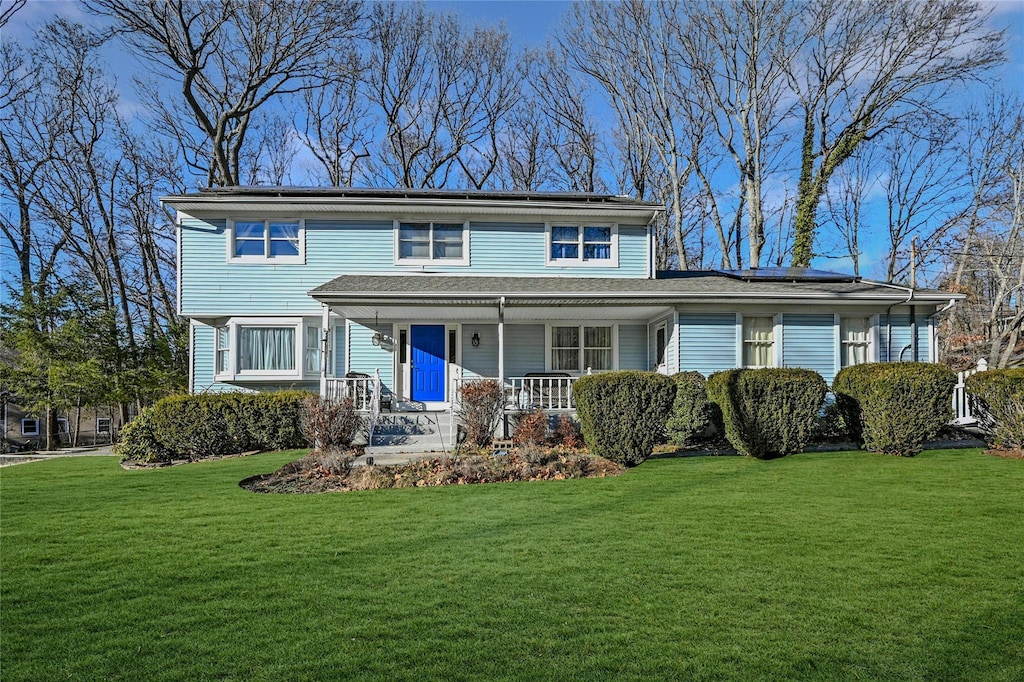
[665,371,716,446]
[833,362,955,457]
[705,368,827,459]
[573,371,676,466]
[117,390,313,463]
[966,368,1024,450]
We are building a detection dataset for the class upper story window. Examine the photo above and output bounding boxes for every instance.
[227,219,305,264]
[395,221,469,265]
[742,316,775,368]
[546,224,618,266]
[840,317,871,367]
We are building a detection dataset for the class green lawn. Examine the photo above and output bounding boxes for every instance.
[2,449,1022,681]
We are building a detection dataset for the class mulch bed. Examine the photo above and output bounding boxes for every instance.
[241,449,624,494]
[121,450,262,470]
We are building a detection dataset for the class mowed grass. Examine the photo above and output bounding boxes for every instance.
[2,449,1023,681]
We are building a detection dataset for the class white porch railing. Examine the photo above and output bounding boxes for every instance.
[952,358,988,424]
[323,376,375,411]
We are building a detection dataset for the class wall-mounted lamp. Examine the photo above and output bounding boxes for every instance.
[371,332,383,347]
[471,332,481,348]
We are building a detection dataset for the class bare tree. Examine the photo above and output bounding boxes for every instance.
[364,3,519,189]
[297,50,371,186]
[0,0,26,29]
[789,0,1004,266]
[85,0,362,188]
[823,148,874,277]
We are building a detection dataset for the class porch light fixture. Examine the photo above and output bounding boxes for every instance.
[371,332,383,347]
[471,332,481,348]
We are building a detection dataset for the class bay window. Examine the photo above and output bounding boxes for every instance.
[550,325,614,373]
[215,326,230,374]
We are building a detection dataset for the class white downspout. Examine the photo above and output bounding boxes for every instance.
[320,303,330,398]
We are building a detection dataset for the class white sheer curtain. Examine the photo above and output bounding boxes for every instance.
[239,327,295,371]
[743,316,774,367]
[268,221,300,257]
[583,326,612,370]
[841,317,870,367]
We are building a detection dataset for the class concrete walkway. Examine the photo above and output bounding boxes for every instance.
[0,444,116,466]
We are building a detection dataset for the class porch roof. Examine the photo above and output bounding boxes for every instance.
[308,273,961,307]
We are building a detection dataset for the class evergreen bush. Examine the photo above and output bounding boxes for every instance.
[966,368,1024,451]
[120,390,313,462]
[705,368,827,459]
[665,371,716,445]
[573,371,676,466]
[833,362,955,456]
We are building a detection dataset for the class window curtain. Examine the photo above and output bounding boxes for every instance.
[583,326,612,370]
[841,317,870,367]
[239,327,295,371]
[743,317,774,367]
[234,221,265,257]
[551,326,580,370]
[551,226,579,259]
[583,226,611,259]
[304,326,321,374]
[268,222,300,257]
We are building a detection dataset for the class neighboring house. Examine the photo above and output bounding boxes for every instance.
[162,187,960,448]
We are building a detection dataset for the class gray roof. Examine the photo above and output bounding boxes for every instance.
[309,273,959,305]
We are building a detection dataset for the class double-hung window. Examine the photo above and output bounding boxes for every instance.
[229,219,304,263]
[550,325,614,373]
[304,325,321,374]
[215,326,230,375]
[840,317,871,367]
[742,316,775,368]
[396,221,468,264]
[21,418,39,437]
[547,224,616,265]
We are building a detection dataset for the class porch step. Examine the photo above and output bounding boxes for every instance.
[366,411,453,455]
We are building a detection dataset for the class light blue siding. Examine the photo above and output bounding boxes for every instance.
[505,325,545,377]
[881,314,913,362]
[348,322,394,389]
[678,314,738,375]
[180,219,650,315]
[619,324,647,370]
[461,324,498,378]
[916,316,931,362]
[782,314,837,384]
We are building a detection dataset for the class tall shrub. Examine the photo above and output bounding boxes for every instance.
[300,395,365,450]
[665,371,715,445]
[966,368,1024,451]
[115,407,172,463]
[573,371,676,466]
[833,362,955,456]
[705,368,827,459]
[457,380,503,446]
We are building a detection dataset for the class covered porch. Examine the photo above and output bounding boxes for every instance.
[309,275,679,415]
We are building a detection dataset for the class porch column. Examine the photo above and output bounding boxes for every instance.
[320,302,330,398]
[497,296,506,386]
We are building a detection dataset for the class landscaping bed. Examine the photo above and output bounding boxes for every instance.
[242,448,623,493]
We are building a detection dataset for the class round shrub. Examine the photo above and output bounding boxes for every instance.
[833,362,955,457]
[966,368,1024,451]
[115,407,172,463]
[573,370,676,466]
[705,368,827,459]
[665,371,716,445]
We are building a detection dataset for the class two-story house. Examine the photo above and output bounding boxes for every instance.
[163,187,959,447]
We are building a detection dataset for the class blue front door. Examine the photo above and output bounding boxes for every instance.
[411,325,446,402]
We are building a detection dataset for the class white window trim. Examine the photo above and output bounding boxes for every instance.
[654,321,668,372]
[544,323,619,375]
[21,418,39,436]
[544,223,619,267]
[96,417,112,434]
[226,218,306,264]
[738,313,777,369]
[393,220,470,266]
[214,318,308,380]
[57,418,69,435]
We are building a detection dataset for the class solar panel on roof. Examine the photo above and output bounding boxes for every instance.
[714,267,859,283]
